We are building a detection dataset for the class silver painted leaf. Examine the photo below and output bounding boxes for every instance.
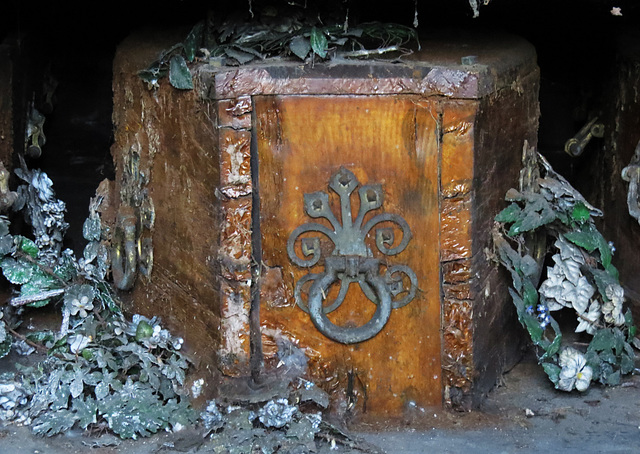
[289,36,311,60]
[168,55,194,90]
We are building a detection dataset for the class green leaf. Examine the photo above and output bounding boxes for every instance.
[621,353,635,374]
[571,202,591,222]
[0,234,13,256]
[599,350,616,364]
[1,257,34,284]
[73,397,98,429]
[94,381,109,400]
[589,268,617,301]
[70,375,84,399]
[605,370,621,386]
[542,362,561,384]
[522,311,544,343]
[0,337,11,359]
[96,281,120,313]
[289,36,311,60]
[183,21,204,62]
[563,229,598,252]
[19,269,61,308]
[32,408,78,436]
[16,236,38,258]
[624,308,634,328]
[135,321,154,340]
[588,328,615,352]
[168,55,193,90]
[26,331,56,346]
[522,279,539,307]
[542,318,562,359]
[495,203,522,223]
[0,219,9,237]
[612,328,626,355]
[508,211,542,236]
[310,27,328,58]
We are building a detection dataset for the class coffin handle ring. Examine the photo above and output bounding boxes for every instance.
[112,212,138,291]
[307,257,392,344]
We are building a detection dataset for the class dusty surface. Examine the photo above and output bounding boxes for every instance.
[0,351,638,453]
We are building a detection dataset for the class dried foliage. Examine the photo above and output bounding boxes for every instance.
[139,5,419,90]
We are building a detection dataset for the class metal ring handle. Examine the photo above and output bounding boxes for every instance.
[112,213,138,290]
[295,273,349,314]
[308,263,392,344]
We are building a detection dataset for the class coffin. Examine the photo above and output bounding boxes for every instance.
[110,30,540,417]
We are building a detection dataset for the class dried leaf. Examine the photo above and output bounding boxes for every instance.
[224,47,256,64]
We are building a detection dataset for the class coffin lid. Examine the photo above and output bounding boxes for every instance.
[201,32,537,100]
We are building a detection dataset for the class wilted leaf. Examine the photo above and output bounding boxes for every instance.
[168,55,194,90]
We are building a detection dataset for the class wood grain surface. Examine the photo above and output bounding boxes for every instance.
[256,95,442,420]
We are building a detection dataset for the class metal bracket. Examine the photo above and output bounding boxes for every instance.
[112,146,155,290]
[564,117,604,157]
[287,167,417,344]
[622,139,640,225]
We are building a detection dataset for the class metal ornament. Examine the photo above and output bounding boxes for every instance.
[287,167,417,344]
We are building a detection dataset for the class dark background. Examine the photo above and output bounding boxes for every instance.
[1,0,638,250]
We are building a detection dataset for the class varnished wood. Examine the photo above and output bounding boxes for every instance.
[111,32,222,403]
[256,95,442,419]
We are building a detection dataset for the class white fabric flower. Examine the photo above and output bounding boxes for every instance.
[68,334,91,354]
[557,347,593,392]
[603,284,625,326]
[539,263,594,314]
[575,301,601,335]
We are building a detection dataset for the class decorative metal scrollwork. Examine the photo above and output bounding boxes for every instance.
[287,167,417,344]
